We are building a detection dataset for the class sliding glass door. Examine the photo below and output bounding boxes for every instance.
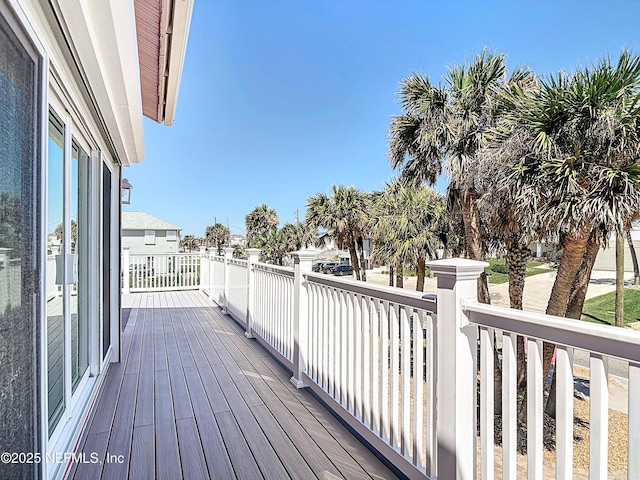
[46,109,92,438]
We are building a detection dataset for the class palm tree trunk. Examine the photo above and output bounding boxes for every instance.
[460,187,490,304]
[504,235,529,395]
[565,232,601,319]
[542,230,589,413]
[546,230,590,316]
[626,229,640,286]
[388,265,394,286]
[416,256,426,292]
[396,262,404,289]
[357,236,367,282]
[547,231,600,417]
[615,232,625,327]
[505,236,529,310]
[348,240,360,280]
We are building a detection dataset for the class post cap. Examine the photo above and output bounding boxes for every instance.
[426,258,488,280]
[291,249,318,261]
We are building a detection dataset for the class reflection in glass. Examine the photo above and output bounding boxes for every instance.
[47,111,64,434]
[71,140,89,392]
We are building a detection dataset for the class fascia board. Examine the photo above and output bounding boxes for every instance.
[163,0,194,126]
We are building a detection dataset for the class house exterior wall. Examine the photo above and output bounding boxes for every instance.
[122,229,180,254]
[593,240,640,273]
[0,1,137,478]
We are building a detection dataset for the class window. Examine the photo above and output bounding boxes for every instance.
[144,230,156,245]
[166,230,177,242]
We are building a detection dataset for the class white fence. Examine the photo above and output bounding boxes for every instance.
[0,252,21,313]
[121,250,201,292]
[177,248,640,480]
[253,263,295,367]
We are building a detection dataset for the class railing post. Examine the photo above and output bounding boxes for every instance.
[208,251,215,302]
[221,247,234,314]
[122,247,130,295]
[290,249,316,388]
[245,248,261,339]
[426,258,488,480]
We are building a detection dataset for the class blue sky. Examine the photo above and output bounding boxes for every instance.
[124,0,640,237]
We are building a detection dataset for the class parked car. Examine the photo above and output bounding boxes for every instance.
[331,265,354,276]
[321,262,338,273]
[312,262,324,272]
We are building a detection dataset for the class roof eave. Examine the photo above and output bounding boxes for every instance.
[161,0,194,126]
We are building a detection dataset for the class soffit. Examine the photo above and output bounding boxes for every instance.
[134,0,193,126]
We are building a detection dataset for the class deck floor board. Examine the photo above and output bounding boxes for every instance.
[71,290,399,480]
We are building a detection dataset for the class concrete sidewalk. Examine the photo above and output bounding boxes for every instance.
[488,268,635,314]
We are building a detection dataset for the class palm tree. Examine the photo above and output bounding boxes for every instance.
[280,222,315,253]
[258,229,288,265]
[388,50,509,303]
[205,222,230,255]
[370,179,443,292]
[180,234,198,252]
[501,51,640,319]
[245,204,279,248]
[496,51,640,415]
[305,185,369,280]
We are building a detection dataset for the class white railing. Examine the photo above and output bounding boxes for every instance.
[226,258,248,323]
[304,273,437,477]
[0,253,22,312]
[467,302,640,480]
[46,255,59,301]
[121,250,201,292]
[197,249,640,480]
[200,252,210,293]
[252,263,295,367]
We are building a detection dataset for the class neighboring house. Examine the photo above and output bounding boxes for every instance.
[593,228,640,272]
[122,211,182,254]
[0,1,193,479]
[339,237,373,269]
[229,233,246,246]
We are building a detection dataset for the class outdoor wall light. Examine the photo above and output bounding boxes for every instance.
[121,178,133,205]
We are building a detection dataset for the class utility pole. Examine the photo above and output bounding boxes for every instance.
[295,209,299,224]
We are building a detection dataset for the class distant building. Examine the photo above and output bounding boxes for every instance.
[593,227,640,272]
[122,212,182,254]
[229,234,245,246]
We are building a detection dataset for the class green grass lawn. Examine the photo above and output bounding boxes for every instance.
[485,258,553,284]
[581,288,640,326]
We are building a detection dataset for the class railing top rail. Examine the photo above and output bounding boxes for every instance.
[305,272,437,313]
[129,253,201,258]
[229,258,248,267]
[465,301,640,364]
[254,263,295,277]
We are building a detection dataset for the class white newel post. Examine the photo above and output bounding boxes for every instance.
[290,249,316,388]
[427,258,488,480]
[208,252,215,301]
[122,247,131,294]
[221,247,234,314]
[245,248,261,338]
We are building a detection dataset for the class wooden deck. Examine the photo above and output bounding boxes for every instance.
[70,290,398,479]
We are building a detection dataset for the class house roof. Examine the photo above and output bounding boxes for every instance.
[122,211,181,231]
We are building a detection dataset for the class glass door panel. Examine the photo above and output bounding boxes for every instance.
[46,111,65,433]
[71,140,89,392]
